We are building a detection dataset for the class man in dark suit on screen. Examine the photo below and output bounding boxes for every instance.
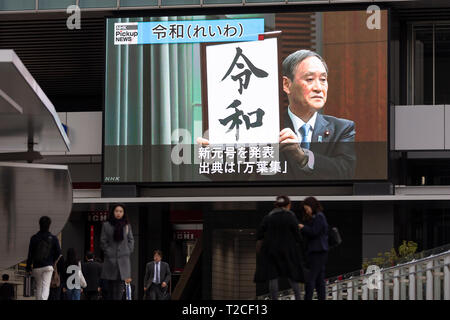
[197,49,355,180]
[278,49,356,180]
[143,250,171,300]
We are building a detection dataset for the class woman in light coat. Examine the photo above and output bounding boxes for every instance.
[100,204,134,300]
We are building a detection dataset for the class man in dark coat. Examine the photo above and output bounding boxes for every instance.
[81,252,103,300]
[196,49,355,182]
[0,274,15,300]
[254,196,305,300]
[26,216,62,300]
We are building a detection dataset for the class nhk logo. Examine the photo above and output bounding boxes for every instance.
[114,23,138,45]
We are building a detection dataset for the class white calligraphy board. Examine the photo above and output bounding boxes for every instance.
[206,37,280,144]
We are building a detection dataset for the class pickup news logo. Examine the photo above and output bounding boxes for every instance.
[115,23,138,45]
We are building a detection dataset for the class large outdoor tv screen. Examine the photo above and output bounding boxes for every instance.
[104,9,388,184]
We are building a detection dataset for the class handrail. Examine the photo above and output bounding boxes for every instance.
[256,244,450,300]
[171,235,203,300]
[325,247,450,300]
[327,243,450,284]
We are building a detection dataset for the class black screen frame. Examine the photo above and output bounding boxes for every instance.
[101,3,392,189]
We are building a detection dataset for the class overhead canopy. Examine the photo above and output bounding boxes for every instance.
[0,50,70,152]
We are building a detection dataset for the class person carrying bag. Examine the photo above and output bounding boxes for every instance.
[50,254,63,289]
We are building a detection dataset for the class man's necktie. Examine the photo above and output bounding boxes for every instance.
[299,123,311,150]
[125,283,132,300]
[156,263,160,284]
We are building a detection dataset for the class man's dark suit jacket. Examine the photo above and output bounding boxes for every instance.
[81,260,103,292]
[281,108,356,180]
[143,261,171,290]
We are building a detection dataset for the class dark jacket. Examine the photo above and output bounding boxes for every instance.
[81,260,103,292]
[143,261,171,290]
[281,109,356,180]
[55,256,65,277]
[26,231,62,272]
[302,211,329,254]
[0,283,15,300]
[254,208,306,283]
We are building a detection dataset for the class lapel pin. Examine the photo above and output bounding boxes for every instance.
[324,130,330,138]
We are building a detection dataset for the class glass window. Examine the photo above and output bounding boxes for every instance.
[245,0,283,3]
[410,24,450,105]
[39,0,76,9]
[435,26,450,105]
[288,0,328,2]
[0,0,35,11]
[412,26,433,105]
[79,0,117,8]
[203,0,242,4]
[120,0,158,6]
[161,0,200,5]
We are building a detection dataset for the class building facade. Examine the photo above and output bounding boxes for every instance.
[1,0,450,299]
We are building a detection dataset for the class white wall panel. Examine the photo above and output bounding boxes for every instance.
[395,105,445,150]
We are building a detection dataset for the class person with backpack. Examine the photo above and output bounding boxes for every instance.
[26,216,62,300]
[299,196,329,300]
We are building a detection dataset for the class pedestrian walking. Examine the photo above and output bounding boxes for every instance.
[143,250,171,300]
[62,248,86,300]
[26,216,62,300]
[100,204,134,300]
[81,252,103,300]
[254,196,305,300]
[299,196,329,300]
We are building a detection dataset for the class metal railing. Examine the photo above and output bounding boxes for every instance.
[326,245,450,300]
[257,244,450,300]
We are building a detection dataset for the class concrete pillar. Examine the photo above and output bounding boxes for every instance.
[426,260,434,300]
[444,256,450,300]
[332,284,338,300]
[384,272,391,300]
[362,203,394,260]
[393,269,400,300]
[347,281,353,300]
[362,280,368,300]
[434,259,442,300]
[61,211,85,262]
[409,265,416,300]
[378,273,384,300]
